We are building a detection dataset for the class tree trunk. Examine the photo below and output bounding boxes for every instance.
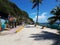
[35,4,39,27]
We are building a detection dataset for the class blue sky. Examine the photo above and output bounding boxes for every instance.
[10,0,59,23]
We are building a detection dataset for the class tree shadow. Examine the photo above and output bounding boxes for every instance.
[29,31,60,45]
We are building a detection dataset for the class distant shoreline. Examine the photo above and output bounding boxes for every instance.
[39,23,60,30]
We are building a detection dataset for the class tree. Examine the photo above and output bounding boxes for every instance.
[48,6,60,25]
[31,0,42,26]
[0,0,34,25]
[56,0,60,2]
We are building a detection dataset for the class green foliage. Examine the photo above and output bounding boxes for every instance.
[29,18,34,22]
[0,0,34,24]
[0,0,22,16]
[56,0,60,2]
[32,0,42,9]
[22,11,29,18]
[48,5,60,24]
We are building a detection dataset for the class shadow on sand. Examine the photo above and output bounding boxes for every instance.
[29,31,60,45]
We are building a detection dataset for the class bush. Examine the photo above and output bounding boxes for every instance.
[49,24,58,29]
[57,25,60,30]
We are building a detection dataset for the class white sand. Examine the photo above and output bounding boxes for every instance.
[0,25,58,45]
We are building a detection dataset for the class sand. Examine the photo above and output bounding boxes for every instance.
[0,25,58,45]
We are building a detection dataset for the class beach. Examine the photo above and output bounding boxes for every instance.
[0,25,59,45]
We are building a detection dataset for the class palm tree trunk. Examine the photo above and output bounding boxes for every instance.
[35,4,39,27]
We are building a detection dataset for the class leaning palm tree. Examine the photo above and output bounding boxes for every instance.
[48,6,60,25]
[31,0,42,26]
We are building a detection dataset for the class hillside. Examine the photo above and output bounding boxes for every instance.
[0,0,34,24]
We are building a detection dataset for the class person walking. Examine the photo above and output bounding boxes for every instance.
[8,14,14,28]
[13,17,17,28]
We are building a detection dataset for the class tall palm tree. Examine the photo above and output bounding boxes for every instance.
[48,6,60,25]
[32,0,42,26]
[56,0,60,2]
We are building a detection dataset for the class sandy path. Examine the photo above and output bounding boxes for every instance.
[0,25,58,45]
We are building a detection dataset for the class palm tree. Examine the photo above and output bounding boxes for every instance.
[32,0,42,26]
[56,0,60,2]
[48,6,60,25]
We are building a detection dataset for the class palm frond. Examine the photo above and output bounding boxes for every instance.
[48,16,56,20]
[39,0,43,4]
[48,5,60,24]
[31,0,36,3]
[51,6,60,15]
[56,0,60,2]
[51,10,56,15]
[32,3,37,9]
[48,16,58,24]
[58,16,60,20]
[32,0,42,9]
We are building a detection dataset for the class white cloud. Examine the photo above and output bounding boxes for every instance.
[33,12,48,23]
[30,12,40,15]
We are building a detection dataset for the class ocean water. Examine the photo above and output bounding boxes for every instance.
[39,23,60,30]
